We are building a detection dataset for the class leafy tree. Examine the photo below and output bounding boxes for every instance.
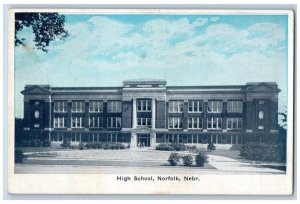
[278,107,287,147]
[278,106,287,128]
[15,12,69,52]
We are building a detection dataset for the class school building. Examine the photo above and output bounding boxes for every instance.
[21,79,280,147]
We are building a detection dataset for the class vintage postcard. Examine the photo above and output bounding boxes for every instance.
[7,9,294,195]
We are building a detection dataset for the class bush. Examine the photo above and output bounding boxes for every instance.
[168,153,181,166]
[156,143,189,151]
[31,139,42,147]
[182,155,193,166]
[19,139,49,147]
[187,146,197,152]
[93,142,102,149]
[195,152,209,167]
[85,142,93,149]
[15,149,24,163]
[240,142,286,162]
[79,142,85,150]
[156,143,174,151]
[69,144,79,149]
[42,140,51,147]
[207,141,216,152]
[60,138,71,148]
[171,143,187,151]
[98,143,126,150]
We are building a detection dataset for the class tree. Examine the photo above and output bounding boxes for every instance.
[278,107,287,145]
[15,12,69,52]
[278,106,287,128]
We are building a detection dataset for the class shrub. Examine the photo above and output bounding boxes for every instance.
[207,141,216,152]
[171,143,187,151]
[79,142,85,150]
[182,155,193,166]
[240,142,286,162]
[69,144,79,149]
[195,152,209,167]
[85,142,93,149]
[187,146,197,152]
[29,139,43,147]
[42,140,51,147]
[102,143,110,150]
[93,142,102,149]
[60,138,71,148]
[156,143,174,151]
[168,153,181,166]
[15,149,24,163]
[115,143,125,149]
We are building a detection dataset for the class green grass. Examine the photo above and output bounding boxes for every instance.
[208,150,241,160]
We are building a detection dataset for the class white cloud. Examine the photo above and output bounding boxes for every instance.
[210,16,220,22]
[245,22,285,48]
[14,16,288,117]
[192,18,208,27]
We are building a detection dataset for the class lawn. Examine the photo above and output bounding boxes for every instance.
[208,149,241,160]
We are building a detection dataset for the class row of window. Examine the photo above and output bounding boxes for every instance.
[168,117,243,130]
[156,134,242,144]
[54,116,243,130]
[54,101,122,113]
[53,100,244,113]
[53,117,122,128]
[51,132,130,143]
[170,100,243,113]
[51,133,242,144]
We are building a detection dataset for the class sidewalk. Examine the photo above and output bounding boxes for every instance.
[208,155,285,174]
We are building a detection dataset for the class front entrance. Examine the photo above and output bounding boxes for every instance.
[137,134,150,147]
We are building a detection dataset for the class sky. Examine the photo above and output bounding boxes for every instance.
[14,13,289,118]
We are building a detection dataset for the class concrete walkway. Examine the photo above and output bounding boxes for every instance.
[208,155,285,174]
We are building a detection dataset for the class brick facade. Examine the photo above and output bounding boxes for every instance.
[21,80,280,147]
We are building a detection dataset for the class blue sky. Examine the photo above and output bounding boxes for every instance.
[14,14,288,117]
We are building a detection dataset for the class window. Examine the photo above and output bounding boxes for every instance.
[188,117,203,129]
[227,100,243,113]
[207,101,223,113]
[137,118,151,127]
[71,117,84,128]
[89,101,103,112]
[107,117,122,128]
[51,132,64,142]
[188,101,203,112]
[137,100,152,112]
[207,118,222,129]
[72,101,85,112]
[227,118,243,130]
[89,117,103,128]
[53,117,66,128]
[54,101,67,112]
[259,111,264,119]
[169,101,183,113]
[107,101,122,112]
[168,117,183,129]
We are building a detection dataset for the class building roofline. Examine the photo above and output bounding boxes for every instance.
[21,81,280,94]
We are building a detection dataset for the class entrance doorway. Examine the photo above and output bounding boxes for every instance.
[137,134,150,147]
